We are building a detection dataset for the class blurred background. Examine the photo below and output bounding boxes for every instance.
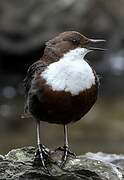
[0,0,124,155]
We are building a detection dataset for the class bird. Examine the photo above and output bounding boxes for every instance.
[23,31,106,169]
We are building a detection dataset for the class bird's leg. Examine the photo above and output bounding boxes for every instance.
[62,124,69,164]
[33,120,49,169]
[56,125,76,167]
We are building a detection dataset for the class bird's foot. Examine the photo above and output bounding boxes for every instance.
[55,146,76,167]
[33,144,50,173]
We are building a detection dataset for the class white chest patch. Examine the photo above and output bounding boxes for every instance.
[41,48,96,95]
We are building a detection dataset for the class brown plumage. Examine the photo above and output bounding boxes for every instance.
[24,31,98,123]
[23,31,105,169]
[26,73,98,124]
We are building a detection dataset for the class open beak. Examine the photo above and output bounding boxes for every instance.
[84,39,107,51]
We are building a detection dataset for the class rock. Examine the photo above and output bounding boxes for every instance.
[0,146,124,179]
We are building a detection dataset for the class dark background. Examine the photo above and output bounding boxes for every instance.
[0,0,124,155]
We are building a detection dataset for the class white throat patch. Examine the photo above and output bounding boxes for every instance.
[41,48,95,95]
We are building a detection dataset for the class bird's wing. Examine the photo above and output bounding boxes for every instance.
[23,41,47,95]
[23,60,47,117]
[23,61,46,95]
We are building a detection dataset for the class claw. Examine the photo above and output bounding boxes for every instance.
[55,146,76,167]
[33,121,51,174]
[61,146,68,167]
[33,144,50,173]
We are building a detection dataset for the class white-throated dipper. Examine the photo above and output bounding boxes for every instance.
[23,31,106,169]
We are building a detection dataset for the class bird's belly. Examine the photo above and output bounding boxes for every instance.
[29,83,98,124]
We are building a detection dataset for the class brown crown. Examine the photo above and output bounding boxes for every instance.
[46,31,89,47]
[41,31,106,65]
[42,31,89,64]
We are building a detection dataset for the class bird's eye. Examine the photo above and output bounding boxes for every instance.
[72,39,79,45]
[64,37,80,45]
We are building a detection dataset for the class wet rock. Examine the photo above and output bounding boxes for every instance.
[0,146,124,179]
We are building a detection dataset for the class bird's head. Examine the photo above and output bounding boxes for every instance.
[46,31,106,58]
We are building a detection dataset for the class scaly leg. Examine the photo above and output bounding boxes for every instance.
[56,125,76,167]
[62,124,69,163]
[33,120,49,170]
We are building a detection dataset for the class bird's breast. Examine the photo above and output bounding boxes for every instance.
[41,58,96,96]
[29,74,98,124]
[26,38,101,124]
[28,58,98,124]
